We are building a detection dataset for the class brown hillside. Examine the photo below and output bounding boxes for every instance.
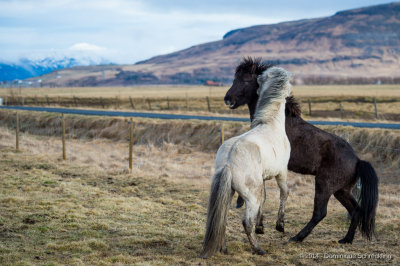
[36,2,400,86]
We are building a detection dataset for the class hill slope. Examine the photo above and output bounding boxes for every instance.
[32,2,400,86]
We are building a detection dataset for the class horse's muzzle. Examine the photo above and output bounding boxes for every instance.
[224,99,236,109]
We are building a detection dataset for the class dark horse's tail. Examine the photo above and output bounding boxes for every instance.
[357,160,379,240]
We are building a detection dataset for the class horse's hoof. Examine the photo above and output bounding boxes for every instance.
[276,223,285,233]
[254,249,265,255]
[220,247,228,254]
[255,225,264,234]
[287,237,301,244]
[338,238,352,244]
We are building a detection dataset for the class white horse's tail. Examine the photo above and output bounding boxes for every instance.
[200,166,233,258]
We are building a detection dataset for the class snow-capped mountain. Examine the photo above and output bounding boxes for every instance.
[0,56,111,82]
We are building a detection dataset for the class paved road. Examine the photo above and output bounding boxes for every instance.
[1,106,400,129]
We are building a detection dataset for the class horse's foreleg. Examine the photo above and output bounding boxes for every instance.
[275,172,289,233]
[334,189,360,244]
[255,181,266,234]
[289,178,331,243]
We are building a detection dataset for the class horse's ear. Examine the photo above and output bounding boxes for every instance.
[256,74,265,95]
[257,71,268,86]
[257,74,263,87]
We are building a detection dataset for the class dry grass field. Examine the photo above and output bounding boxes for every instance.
[2,84,400,98]
[1,84,400,121]
[0,114,399,265]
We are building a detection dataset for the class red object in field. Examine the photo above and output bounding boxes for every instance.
[205,80,223,86]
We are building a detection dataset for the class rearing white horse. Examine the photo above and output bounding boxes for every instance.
[201,67,292,258]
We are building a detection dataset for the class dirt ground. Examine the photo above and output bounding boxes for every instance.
[0,128,399,265]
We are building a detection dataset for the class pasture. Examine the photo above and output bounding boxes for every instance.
[2,84,400,98]
[1,84,400,121]
[0,112,399,265]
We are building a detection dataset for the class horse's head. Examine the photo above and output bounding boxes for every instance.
[224,57,272,109]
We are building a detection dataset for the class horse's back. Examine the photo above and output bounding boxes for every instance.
[230,125,290,178]
[287,118,358,176]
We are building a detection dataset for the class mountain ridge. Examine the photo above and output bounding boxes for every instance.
[0,56,112,83]
[9,2,400,86]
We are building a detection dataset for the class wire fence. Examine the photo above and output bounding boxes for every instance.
[4,109,400,184]
[0,110,398,201]
[1,111,399,229]
[1,94,400,121]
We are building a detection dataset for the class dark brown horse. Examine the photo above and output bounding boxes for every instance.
[224,57,378,244]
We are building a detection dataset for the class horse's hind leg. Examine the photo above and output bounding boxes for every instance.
[220,190,235,254]
[275,171,289,233]
[255,181,266,234]
[242,192,264,255]
[255,207,264,234]
[334,188,360,244]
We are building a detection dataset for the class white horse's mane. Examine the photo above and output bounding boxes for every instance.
[251,67,292,128]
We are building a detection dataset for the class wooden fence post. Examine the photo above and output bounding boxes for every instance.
[62,114,66,160]
[206,96,211,112]
[308,99,312,116]
[15,112,19,151]
[115,96,119,109]
[167,97,170,110]
[147,99,152,110]
[373,97,378,119]
[339,102,343,118]
[129,118,133,171]
[129,96,135,109]
[220,124,224,145]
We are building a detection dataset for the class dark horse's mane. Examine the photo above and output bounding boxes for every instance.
[235,57,301,118]
[235,57,271,77]
[285,95,301,118]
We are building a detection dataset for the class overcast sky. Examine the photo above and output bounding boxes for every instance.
[0,0,393,64]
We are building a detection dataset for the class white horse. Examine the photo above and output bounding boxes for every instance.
[201,67,292,258]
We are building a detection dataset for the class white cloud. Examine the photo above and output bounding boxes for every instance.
[69,43,107,52]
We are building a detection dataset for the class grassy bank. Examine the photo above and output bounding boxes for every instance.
[0,110,399,163]
[0,131,398,264]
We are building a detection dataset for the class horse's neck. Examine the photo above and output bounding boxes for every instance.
[251,99,286,129]
[271,101,286,130]
[248,99,258,121]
